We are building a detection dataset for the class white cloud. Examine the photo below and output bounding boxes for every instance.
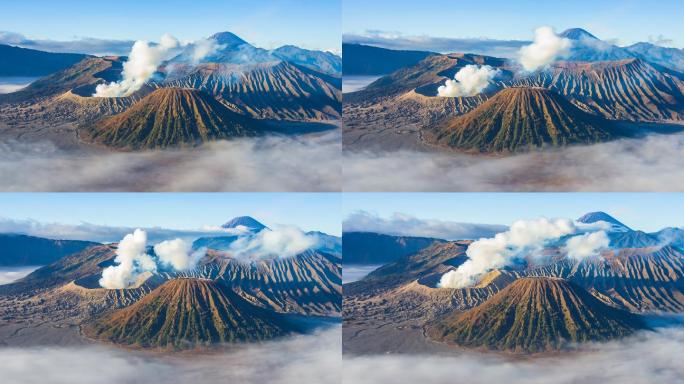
[437,65,499,97]
[0,217,229,243]
[565,231,610,261]
[343,211,506,240]
[343,31,528,58]
[99,229,156,289]
[0,30,134,56]
[228,226,319,260]
[518,26,572,71]
[187,38,225,63]
[154,239,206,271]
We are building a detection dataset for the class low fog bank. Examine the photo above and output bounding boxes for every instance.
[344,132,684,191]
[0,326,341,384]
[0,266,40,285]
[343,264,382,283]
[0,77,38,94]
[0,131,341,191]
[343,324,684,384]
[343,211,507,240]
[342,76,382,93]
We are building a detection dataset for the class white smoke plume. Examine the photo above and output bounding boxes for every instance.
[437,65,500,97]
[518,26,572,71]
[438,218,611,288]
[188,38,224,63]
[154,239,206,271]
[94,34,180,97]
[99,230,210,288]
[99,229,156,289]
[438,218,576,288]
[565,230,610,261]
[228,226,319,260]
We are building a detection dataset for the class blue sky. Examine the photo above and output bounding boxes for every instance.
[0,0,340,51]
[0,193,341,235]
[343,0,684,48]
[343,193,684,232]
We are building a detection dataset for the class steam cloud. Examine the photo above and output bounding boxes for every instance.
[93,34,225,97]
[188,38,224,63]
[94,34,180,97]
[99,229,207,288]
[518,26,572,71]
[228,226,319,260]
[154,239,207,271]
[565,230,610,261]
[438,218,609,288]
[437,65,500,97]
[99,229,157,289]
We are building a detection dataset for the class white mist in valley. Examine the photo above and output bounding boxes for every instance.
[343,131,684,191]
[0,131,341,191]
[0,325,341,384]
[0,266,41,285]
[343,323,684,384]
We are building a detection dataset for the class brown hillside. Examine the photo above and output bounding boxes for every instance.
[425,87,617,153]
[428,277,647,353]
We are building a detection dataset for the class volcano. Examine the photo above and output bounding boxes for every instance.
[83,278,299,348]
[85,87,261,149]
[425,87,617,153]
[428,277,647,353]
[222,216,267,232]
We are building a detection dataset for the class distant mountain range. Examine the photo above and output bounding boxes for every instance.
[0,234,98,266]
[343,43,434,75]
[343,231,444,264]
[344,211,684,354]
[0,44,88,77]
